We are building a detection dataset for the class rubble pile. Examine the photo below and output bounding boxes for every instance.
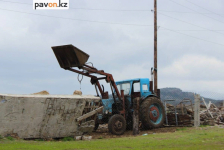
[200,98,223,126]
[165,99,224,126]
[165,102,193,126]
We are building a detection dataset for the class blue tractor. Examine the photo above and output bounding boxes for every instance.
[52,45,165,135]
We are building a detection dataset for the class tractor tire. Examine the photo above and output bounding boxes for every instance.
[140,97,165,129]
[108,114,126,135]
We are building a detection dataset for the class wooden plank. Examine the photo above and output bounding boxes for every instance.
[76,106,104,122]
[202,98,213,118]
[84,106,99,109]
[208,101,211,109]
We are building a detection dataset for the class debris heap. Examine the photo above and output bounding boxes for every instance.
[165,98,224,126]
[200,98,224,125]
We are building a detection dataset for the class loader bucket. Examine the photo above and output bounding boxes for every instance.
[52,44,89,68]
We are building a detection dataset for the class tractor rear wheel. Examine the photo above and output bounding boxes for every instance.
[140,97,165,129]
[108,114,126,135]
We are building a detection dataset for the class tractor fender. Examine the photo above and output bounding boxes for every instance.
[140,94,158,103]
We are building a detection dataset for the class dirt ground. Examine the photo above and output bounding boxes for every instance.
[89,124,224,139]
[88,124,184,139]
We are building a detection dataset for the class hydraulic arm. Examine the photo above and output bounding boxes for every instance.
[52,44,125,115]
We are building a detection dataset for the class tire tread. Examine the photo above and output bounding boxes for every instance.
[140,97,165,129]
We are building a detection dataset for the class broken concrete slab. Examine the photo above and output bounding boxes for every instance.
[75,136,82,140]
[0,94,101,139]
[78,120,95,134]
[82,136,92,141]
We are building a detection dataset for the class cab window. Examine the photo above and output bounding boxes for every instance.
[117,83,131,95]
[142,84,148,91]
[133,82,140,92]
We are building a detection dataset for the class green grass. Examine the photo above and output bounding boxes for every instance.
[34,139,45,142]
[61,137,74,141]
[0,127,223,150]
[98,136,103,139]
[176,127,187,131]
[200,125,210,127]
[5,136,14,141]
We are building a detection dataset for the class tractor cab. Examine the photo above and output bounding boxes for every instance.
[116,78,153,98]
[101,78,154,115]
[115,78,153,105]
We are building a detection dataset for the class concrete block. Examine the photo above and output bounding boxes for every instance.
[75,136,82,140]
[82,136,92,141]
[78,120,95,134]
[0,94,100,139]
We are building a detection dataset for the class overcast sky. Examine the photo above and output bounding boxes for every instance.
[0,0,224,99]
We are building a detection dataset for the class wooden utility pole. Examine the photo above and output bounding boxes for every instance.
[154,0,158,94]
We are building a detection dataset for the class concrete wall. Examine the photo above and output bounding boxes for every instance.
[0,94,100,139]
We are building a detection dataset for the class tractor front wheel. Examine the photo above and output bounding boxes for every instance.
[108,114,126,135]
[140,97,165,129]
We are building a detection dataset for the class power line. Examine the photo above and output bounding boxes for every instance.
[2,6,224,32]
[160,29,224,32]
[185,0,224,18]
[160,26,224,47]
[168,0,224,23]
[0,8,153,27]
[1,2,224,47]
[5,3,224,32]
[70,8,150,12]
[158,10,207,14]
[158,12,224,36]
[1,0,224,17]
[0,0,151,12]
[158,10,224,16]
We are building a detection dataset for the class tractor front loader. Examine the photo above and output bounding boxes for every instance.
[52,44,165,135]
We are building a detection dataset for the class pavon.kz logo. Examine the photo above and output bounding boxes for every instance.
[33,0,69,10]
